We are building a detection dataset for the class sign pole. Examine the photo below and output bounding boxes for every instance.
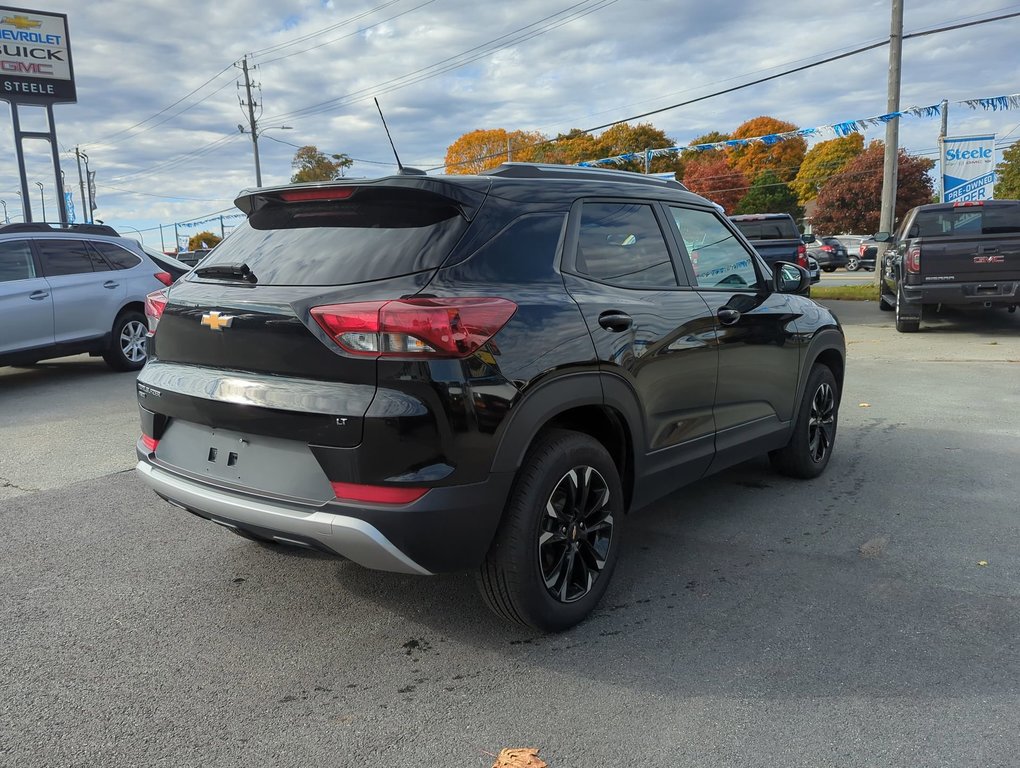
[9,103,34,222]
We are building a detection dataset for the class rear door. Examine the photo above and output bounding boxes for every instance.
[0,238,53,354]
[36,238,124,343]
[562,198,718,496]
[667,206,802,470]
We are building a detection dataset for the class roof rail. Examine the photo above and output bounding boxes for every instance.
[479,162,688,191]
[0,221,121,236]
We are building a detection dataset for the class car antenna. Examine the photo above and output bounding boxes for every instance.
[374,97,425,176]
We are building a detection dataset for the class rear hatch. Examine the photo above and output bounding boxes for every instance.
[914,201,1020,283]
[143,179,488,455]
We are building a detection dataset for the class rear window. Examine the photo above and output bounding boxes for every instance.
[196,187,470,286]
[731,217,800,240]
[912,204,1020,237]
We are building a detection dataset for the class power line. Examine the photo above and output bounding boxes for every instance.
[248,0,406,58]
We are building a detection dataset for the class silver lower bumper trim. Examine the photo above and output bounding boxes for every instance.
[136,461,432,575]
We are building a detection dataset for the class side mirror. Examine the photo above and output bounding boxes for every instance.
[773,261,810,295]
[873,232,892,243]
[802,233,816,244]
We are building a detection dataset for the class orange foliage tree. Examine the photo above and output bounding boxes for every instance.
[791,133,865,204]
[727,116,806,183]
[444,129,549,174]
[682,156,748,212]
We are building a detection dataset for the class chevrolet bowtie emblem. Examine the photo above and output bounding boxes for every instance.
[201,311,234,331]
[1,15,42,30]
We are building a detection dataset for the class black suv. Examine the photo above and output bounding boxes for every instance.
[136,164,845,631]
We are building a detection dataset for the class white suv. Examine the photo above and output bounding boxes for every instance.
[0,223,169,370]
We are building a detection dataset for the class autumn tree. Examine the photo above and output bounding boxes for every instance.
[587,122,684,176]
[291,145,353,182]
[993,141,1020,199]
[733,170,803,220]
[812,141,935,234]
[443,129,549,174]
[188,231,221,250]
[791,133,865,204]
[682,156,748,213]
[727,116,806,183]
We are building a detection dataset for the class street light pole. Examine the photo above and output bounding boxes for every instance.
[0,200,7,224]
[35,181,45,222]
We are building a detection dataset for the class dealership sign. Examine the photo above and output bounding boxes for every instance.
[0,5,75,104]
[941,134,996,203]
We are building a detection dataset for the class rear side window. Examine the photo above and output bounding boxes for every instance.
[196,187,470,286]
[0,240,36,283]
[731,217,800,240]
[91,241,142,270]
[913,205,1020,237]
[36,240,95,277]
[574,202,678,288]
[671,207,760,289]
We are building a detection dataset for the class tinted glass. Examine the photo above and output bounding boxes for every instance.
[195,187,469,286]
[91,241,141,270]
[913,204,1020,237]
[462,213,565,283]
[731,217,800,240]
[670,207,759,289]
[0,240,36,283]
[574,202,678,288]
[36,240,95,277]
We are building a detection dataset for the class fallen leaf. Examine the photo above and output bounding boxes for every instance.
[978,560,989,567]
[858,403,871,408]
[492,748,548,768]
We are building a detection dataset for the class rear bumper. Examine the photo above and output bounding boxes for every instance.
[901,280,1020,307]
[136,454,514,574]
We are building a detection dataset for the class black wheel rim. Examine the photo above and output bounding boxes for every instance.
[538,466,614,603]
[808,382,836,463]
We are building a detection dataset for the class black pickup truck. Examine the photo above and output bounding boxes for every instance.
[877,200,1020,332]
[729,213,810,271]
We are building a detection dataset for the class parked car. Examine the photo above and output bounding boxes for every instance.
[174,248,211,267]
[877,199,1020,332]
[728,213,809,270]
[807,255,821,284]
[142,246,191,282]
[807,236,849,271]
[0,222,171,370]
[135,163,845,631]
[848,237,879,271]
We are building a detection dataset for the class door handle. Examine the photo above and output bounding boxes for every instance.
[103,280,120,289]
[29,290,49,300]
[598,310,633,332]
[717,308,741,326]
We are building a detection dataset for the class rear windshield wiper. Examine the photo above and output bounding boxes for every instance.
[194,263,258,284]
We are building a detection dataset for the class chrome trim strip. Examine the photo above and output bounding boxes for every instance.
[136,461,432,576]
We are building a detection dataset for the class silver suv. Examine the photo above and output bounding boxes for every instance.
[0,223,168,370]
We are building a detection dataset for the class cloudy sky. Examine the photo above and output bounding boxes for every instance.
[1,0,1018,249]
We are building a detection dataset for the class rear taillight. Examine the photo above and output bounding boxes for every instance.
[330,481,428,505]
[821,245,833,252]
[953,201,984,207]
[145,289,168,332]
[311,298,517,358]
[141,434,159,453]
[279,188,356,202]
[796,244,808,268]
[154,271,173,286]
[905,246,921,274]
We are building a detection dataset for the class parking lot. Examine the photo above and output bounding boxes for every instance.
[2,300,1018,767]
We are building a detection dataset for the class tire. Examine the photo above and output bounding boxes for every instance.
[822,266,837,273]
[477,429,623,632]
[845,256,860,271]
[894,288,920,333]
[103,310,148,371]
[770,364,839,479]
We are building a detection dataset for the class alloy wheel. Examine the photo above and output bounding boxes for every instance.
[120,320,148,363]
[808,382,836,463]
[538,465,614,603]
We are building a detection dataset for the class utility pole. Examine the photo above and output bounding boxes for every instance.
[878,0,903,238]
[938,99,949,202]
[240,56,262,187]
[75,146,88,225]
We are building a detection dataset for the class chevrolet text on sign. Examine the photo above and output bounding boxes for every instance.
[0,5,75,104]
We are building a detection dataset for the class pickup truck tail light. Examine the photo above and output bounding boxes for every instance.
[796,243,808,269]
[905,246,921,274]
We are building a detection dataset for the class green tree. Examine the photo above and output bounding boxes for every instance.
[733,170,803,220]
[812,141,935,234]
[291,145,353,182]
[727,116,806,183]
[993,141,1020,199]
[444,128,550,174]
[188,231,221,250]
[791,133,865,204]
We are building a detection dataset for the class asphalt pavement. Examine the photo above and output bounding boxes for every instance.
[1,301,1018,767]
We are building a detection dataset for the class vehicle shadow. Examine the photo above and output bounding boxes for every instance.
[0,355,130,392]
